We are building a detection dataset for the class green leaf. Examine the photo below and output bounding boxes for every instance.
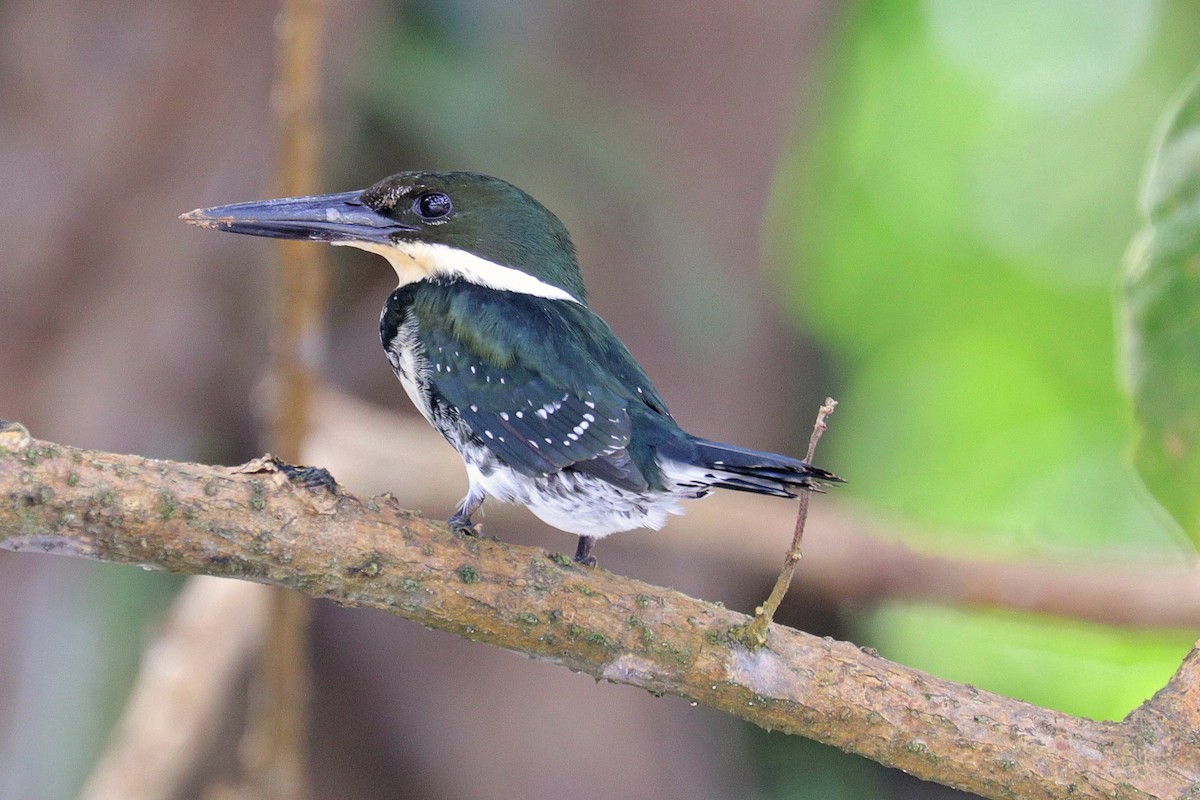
[1122,68,1200,547]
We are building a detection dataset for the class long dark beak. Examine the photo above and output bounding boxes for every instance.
[179,190,416,244]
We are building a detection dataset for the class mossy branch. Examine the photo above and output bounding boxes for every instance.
[1,420,1197,800]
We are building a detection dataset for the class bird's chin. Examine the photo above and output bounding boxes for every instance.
[332,239,433,288]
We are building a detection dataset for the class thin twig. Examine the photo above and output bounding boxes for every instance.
[229,1,329,798]
[268,0,329,461]
[739,397,837,646]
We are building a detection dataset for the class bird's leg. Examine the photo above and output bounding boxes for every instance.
[573,535,597,567]
[448,485,486,536]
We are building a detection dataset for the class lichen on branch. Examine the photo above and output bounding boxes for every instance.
[0,420,1197,800]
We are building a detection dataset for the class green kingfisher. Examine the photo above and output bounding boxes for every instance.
[182,172,840,565]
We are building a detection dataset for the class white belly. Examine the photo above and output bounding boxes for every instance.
[465,460,686,538]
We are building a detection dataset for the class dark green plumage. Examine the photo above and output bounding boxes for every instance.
[383,278,677,492]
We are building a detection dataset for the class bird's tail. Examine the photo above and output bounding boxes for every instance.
[681,437,843,498]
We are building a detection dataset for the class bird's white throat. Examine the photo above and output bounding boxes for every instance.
[335,239,581,303]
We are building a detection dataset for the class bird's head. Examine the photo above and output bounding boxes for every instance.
[181,171,586,304]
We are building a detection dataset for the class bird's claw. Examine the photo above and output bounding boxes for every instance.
[447,513,481,537]
[277,463,338,493]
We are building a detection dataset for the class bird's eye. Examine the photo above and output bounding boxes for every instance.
[414,191,453,221]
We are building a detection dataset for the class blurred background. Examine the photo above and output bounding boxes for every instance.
[1,1,1199,798]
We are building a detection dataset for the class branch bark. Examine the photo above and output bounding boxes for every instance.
[1,420,1197,800]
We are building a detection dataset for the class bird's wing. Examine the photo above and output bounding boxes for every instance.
[418,320,646,486]
[400,281,676,491]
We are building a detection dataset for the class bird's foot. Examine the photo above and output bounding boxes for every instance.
[447,511,481,537]
[450,488,487,537]
[573,536,597,567]
[277,463,338,493]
